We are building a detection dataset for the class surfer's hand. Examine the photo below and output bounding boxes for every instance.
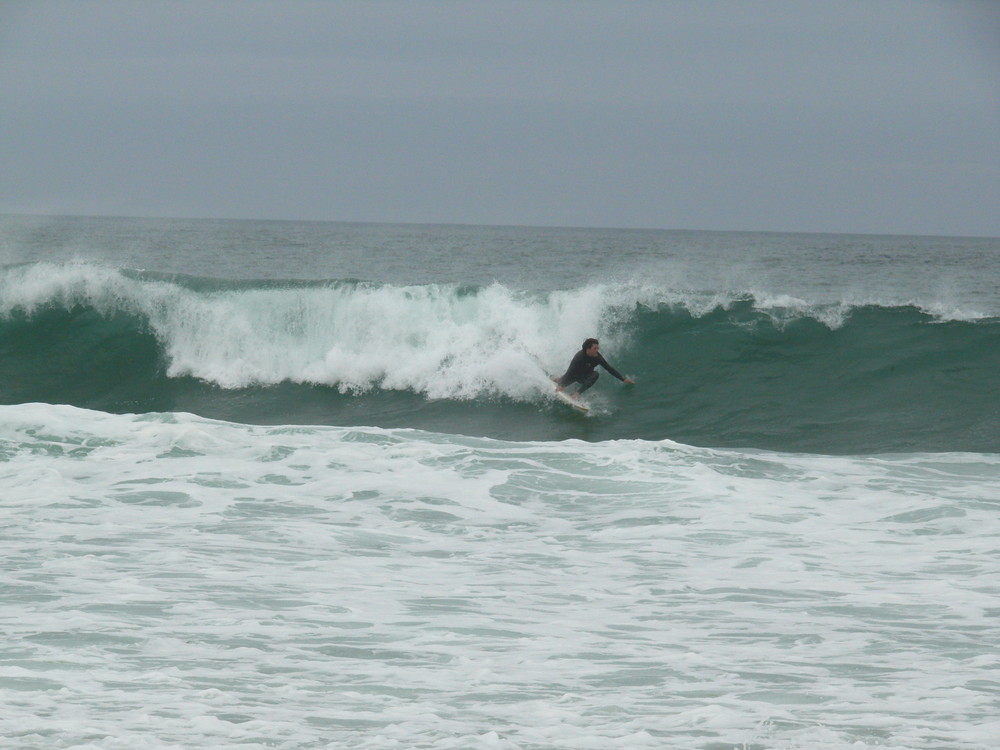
[623,378,635,385]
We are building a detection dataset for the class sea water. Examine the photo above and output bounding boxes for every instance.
[2,216,999,749]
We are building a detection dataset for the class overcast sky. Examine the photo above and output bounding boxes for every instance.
[1,0,998,236]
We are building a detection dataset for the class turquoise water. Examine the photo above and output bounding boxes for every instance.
[2,217,998,453]
[2,215,999,749]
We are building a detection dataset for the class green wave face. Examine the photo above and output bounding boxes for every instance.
[2,263,998,453]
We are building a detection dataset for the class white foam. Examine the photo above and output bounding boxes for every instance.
[2,403,999,749]
[0,263,641,398]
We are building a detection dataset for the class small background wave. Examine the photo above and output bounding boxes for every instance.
[2,262,998,453]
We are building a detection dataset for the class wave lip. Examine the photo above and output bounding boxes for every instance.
[1,262,636,397]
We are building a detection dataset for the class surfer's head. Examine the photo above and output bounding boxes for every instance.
[582,338,599,355]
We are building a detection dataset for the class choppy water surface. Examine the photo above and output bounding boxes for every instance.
[4,406,999,749]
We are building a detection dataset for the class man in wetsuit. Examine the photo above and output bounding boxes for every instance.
[554,338,634,398]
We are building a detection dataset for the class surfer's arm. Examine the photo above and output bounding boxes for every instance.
[597,354,629,382]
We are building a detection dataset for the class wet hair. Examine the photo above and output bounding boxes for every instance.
[582,338,599,351]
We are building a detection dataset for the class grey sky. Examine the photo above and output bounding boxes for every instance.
[1,0,998,236]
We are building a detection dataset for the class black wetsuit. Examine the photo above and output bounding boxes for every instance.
[557,350,626,395]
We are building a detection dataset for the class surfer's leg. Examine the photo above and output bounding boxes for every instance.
[575,372,598,395]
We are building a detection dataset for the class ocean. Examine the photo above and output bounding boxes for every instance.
[2,214,998,749]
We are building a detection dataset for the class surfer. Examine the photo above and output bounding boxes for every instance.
[554,338,634,398]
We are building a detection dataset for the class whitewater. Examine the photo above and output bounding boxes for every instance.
[2,216,1000,749]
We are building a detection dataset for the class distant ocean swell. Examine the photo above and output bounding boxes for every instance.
[2,261,998,453]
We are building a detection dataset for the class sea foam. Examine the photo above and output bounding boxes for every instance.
[2,403,999,749]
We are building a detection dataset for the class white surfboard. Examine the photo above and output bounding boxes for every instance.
[553,387,590,413]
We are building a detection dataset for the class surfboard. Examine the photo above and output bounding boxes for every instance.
[553,387,590,413]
